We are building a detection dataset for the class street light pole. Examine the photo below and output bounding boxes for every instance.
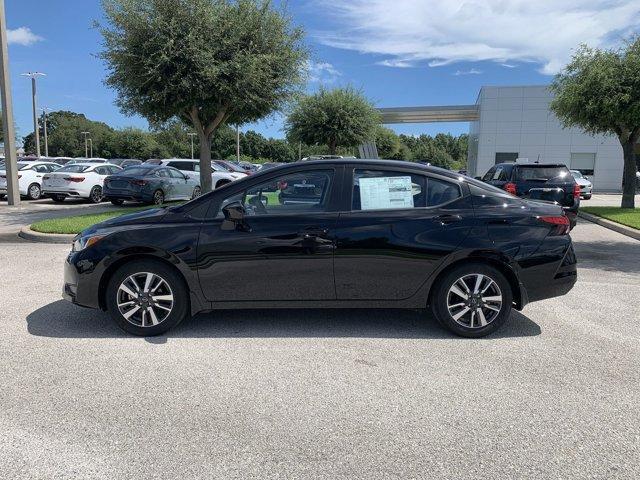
[20,71,45,157]
[88,138,93,158]
[236,125,240,162]
[188,132,196,159]
[41,107,51,157]
[81,131,90,157]
[0,0,19,205]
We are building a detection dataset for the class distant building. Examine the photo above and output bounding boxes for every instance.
[380,85,640,192]
[467,85,634,192]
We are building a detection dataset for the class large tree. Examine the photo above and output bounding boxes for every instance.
[550,39,640,208]
[98,0,307,192]
[285,87,380,155]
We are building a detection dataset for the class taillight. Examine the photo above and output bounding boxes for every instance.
[573,183,580,199]
[131,179,146,186]
[538,215,570,234]
[64,176,85,183]
[504,182,517,195]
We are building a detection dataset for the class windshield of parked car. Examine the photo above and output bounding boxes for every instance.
[56,164,91,173]
[220,161,245,173]
[515,166,571,181]
[571,170,583,178]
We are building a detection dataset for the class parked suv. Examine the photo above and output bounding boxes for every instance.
[480,163,580,227]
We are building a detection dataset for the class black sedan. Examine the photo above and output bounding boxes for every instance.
[63,159,577,337]
[103,164,201,205]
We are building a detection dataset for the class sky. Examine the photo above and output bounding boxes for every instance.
[5,0,640,145]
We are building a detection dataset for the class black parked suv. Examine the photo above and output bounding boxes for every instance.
[481,163,580,228]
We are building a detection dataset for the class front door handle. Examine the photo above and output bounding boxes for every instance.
[433,214,462,225]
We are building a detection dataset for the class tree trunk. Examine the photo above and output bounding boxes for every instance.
[621,141,637,209]
[328,138,337,155]
[198,132,213,193]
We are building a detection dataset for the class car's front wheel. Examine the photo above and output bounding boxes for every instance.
[152,189,164,205]
[583,194,592,200]
[191,186,201,199]
[106,260,189,336]
[431,263,512,338]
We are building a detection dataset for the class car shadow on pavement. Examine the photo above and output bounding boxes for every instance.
[572,239,640,274]
[26,300,541,341]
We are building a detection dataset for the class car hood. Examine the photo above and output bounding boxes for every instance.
[574,178,591,186]
[82,207,169,236]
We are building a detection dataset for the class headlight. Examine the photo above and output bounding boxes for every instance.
[72,234,105,252]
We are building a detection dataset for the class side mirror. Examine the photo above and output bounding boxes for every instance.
[221,201,248,231]
[184,174,190,180]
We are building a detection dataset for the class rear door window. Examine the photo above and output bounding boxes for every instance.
[352,170,425,211]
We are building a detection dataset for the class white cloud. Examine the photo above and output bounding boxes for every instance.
[500,63,517,69]
[7,27,43,46]
[454,68,482,76]
[313,0,640,74]
[306,60,341,83]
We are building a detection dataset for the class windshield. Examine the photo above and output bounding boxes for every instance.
[57,164,91,173]
[570,170,583,178]
[17,162,34,171]
[211,163,227,172]
[515,166,571,181]
[220,161,245,173]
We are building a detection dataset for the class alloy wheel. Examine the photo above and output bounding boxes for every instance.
[91,186,103,203]
[153,191,164,205]
[116,272,174,327]
[29,184,41,199]
[446,273,503,329]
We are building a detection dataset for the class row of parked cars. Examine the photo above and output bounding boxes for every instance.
[0,157,272,205]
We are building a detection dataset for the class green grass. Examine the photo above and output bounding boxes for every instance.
[581,207,640,230]
[30,205,159,235]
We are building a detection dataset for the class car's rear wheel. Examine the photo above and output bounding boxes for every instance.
[27,183,42,200]
[106,260,189,336]
[152,189,164,205]
[89,185,103,203]
[110,199,125,206]
[431,263,512,338]
[191,186,201,199]
[51,194,66,203]
[583,194,592,200]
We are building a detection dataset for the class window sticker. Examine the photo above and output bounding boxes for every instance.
[359,176,414,210]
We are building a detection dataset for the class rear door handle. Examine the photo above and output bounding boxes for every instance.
[433,214,462,225]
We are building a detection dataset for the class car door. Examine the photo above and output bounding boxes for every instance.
[168,168,189,198]
[196,167,341,302]
[155,168,175,199]
[333,166,473,300]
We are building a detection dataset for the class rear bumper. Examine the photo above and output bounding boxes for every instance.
[518,240,577,306]
[42,188,89,198]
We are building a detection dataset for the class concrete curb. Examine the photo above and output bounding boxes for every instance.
[18,225,75,244]
[578,211,640,241]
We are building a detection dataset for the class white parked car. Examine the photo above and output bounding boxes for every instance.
[570,170,593,199]
[148,159,246,189]
[0,160,63,200]
[42,163,123,203]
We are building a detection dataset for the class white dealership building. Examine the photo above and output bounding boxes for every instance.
[380,85,637,192]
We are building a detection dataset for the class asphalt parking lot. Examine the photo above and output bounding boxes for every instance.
[1,218,639,479]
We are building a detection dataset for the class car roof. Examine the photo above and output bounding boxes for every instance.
[266,159,462,180]
[495,162,567,168]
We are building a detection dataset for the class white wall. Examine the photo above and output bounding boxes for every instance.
[469,85,623,192]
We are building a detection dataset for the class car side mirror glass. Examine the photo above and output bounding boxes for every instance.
[221,201,248,231]
[184,174,190,180]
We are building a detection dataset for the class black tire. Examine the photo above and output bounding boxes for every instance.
[430,263,513,338]
[0,194,6,200]
[110,199,125,206]
[152,189,164,205]
[583,194,592,200]
[89,185,103,203]
[51,194,66,203]
[215,180,231,189]
[191,185,202,199]
[27,183,42,200]
[105,259,190,336]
